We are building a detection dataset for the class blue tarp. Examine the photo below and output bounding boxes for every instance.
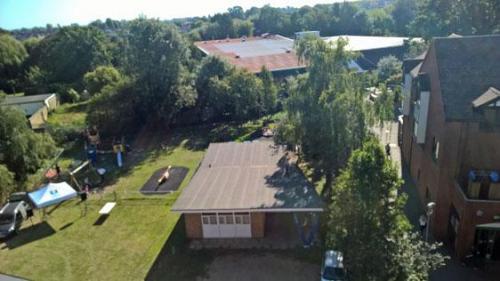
[28,182,77,209]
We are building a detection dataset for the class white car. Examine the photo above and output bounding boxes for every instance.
[321,250,347,281]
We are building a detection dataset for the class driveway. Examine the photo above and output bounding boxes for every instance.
[198,252,320,281]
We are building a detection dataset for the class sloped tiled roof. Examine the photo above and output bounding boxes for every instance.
[433,35,500,121]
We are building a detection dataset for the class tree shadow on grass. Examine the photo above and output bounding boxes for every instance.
[1,222,56,250]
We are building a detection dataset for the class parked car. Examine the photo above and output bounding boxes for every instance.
[321,250,347,281]
[0,194,31,239]
[8,192,33,211]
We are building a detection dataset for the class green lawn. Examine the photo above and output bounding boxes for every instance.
[0,105,274,280]
[0,129,205,281]
[46,102,88,129]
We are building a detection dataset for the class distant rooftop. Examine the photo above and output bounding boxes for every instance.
[322,35,417,51]
[195,35,305,73]
[2,93,55,106]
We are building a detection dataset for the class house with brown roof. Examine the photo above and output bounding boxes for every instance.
[172,141,323,241]
[401,35,500,260]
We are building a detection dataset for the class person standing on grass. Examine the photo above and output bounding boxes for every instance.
[419,214,427,235]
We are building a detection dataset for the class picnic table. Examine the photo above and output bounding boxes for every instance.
[99,202,116,215]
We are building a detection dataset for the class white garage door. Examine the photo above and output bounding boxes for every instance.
[201,213,251,238]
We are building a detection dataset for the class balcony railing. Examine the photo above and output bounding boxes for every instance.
[458,170,500,201]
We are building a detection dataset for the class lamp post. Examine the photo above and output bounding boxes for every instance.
[425,202,436,242]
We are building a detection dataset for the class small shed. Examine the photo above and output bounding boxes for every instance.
[1,93,58,130]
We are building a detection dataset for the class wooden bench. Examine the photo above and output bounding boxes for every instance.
[99,202,116,215]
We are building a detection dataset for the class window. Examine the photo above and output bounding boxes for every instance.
[209,215,217,224]
[431,137,439,161]
[218,216,226,224]
[202,216,209,225]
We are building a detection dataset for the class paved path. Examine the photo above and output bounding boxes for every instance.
[197,253,320,281]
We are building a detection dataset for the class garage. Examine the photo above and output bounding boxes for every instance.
[201,213,251,238]
[172,141,324,241]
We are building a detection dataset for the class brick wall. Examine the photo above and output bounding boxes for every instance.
[402,45,500,259]
[251,212,265,238]
[184,213,202,239]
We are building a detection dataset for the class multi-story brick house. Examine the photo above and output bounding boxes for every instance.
[401,35,500,260]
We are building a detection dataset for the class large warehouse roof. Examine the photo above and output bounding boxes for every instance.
[194,35,305,73]
[172,141,323,213]
[322,35,415,51]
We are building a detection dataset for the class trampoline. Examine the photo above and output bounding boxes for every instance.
[140,166,189,195]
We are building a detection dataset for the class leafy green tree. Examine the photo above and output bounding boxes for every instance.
[211,13,236,38]
[34,26,111,85]
[377,55,402,83]
[254,5,291,35]
[22,65,49,95]
[259,66,277,116]
[327,139,446,281]
[0,106,56,181]
[22,36,42,54]
[368,8,395,35]
[410,0,499,38]
[234,19,254,37]
[86,81,140,136]
[125,18,196,126]
[279,37,369,195]
[404,40,428,59]
[195,56,231,122]
[226,69,263,121]
[0,34,28,93]
[228,6,245,19]
[391,0,417,35]
[83,65,123,95]
[0,164,15,204]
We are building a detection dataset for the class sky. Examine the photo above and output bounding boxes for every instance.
[0,0,348,30]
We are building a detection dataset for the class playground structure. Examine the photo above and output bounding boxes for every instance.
[84,126,129,168]
[69,160,103,191]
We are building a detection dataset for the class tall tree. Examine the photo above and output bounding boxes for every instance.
[0,164,15,204]
[278,37,369,196]
[195,56,231,122]
[0,105,56,181]
[259,66,278,116]
[376,55,402,83]
[0,34,28,93]
[410,0,499,38]
[83,65,124,95]
[327,139,446,281]
[391,0,417,35]
[125,18,196,126]
[34,26,111,86]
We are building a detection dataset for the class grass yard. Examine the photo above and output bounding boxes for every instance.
[0,103,274,280]
[0,127,205,281]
